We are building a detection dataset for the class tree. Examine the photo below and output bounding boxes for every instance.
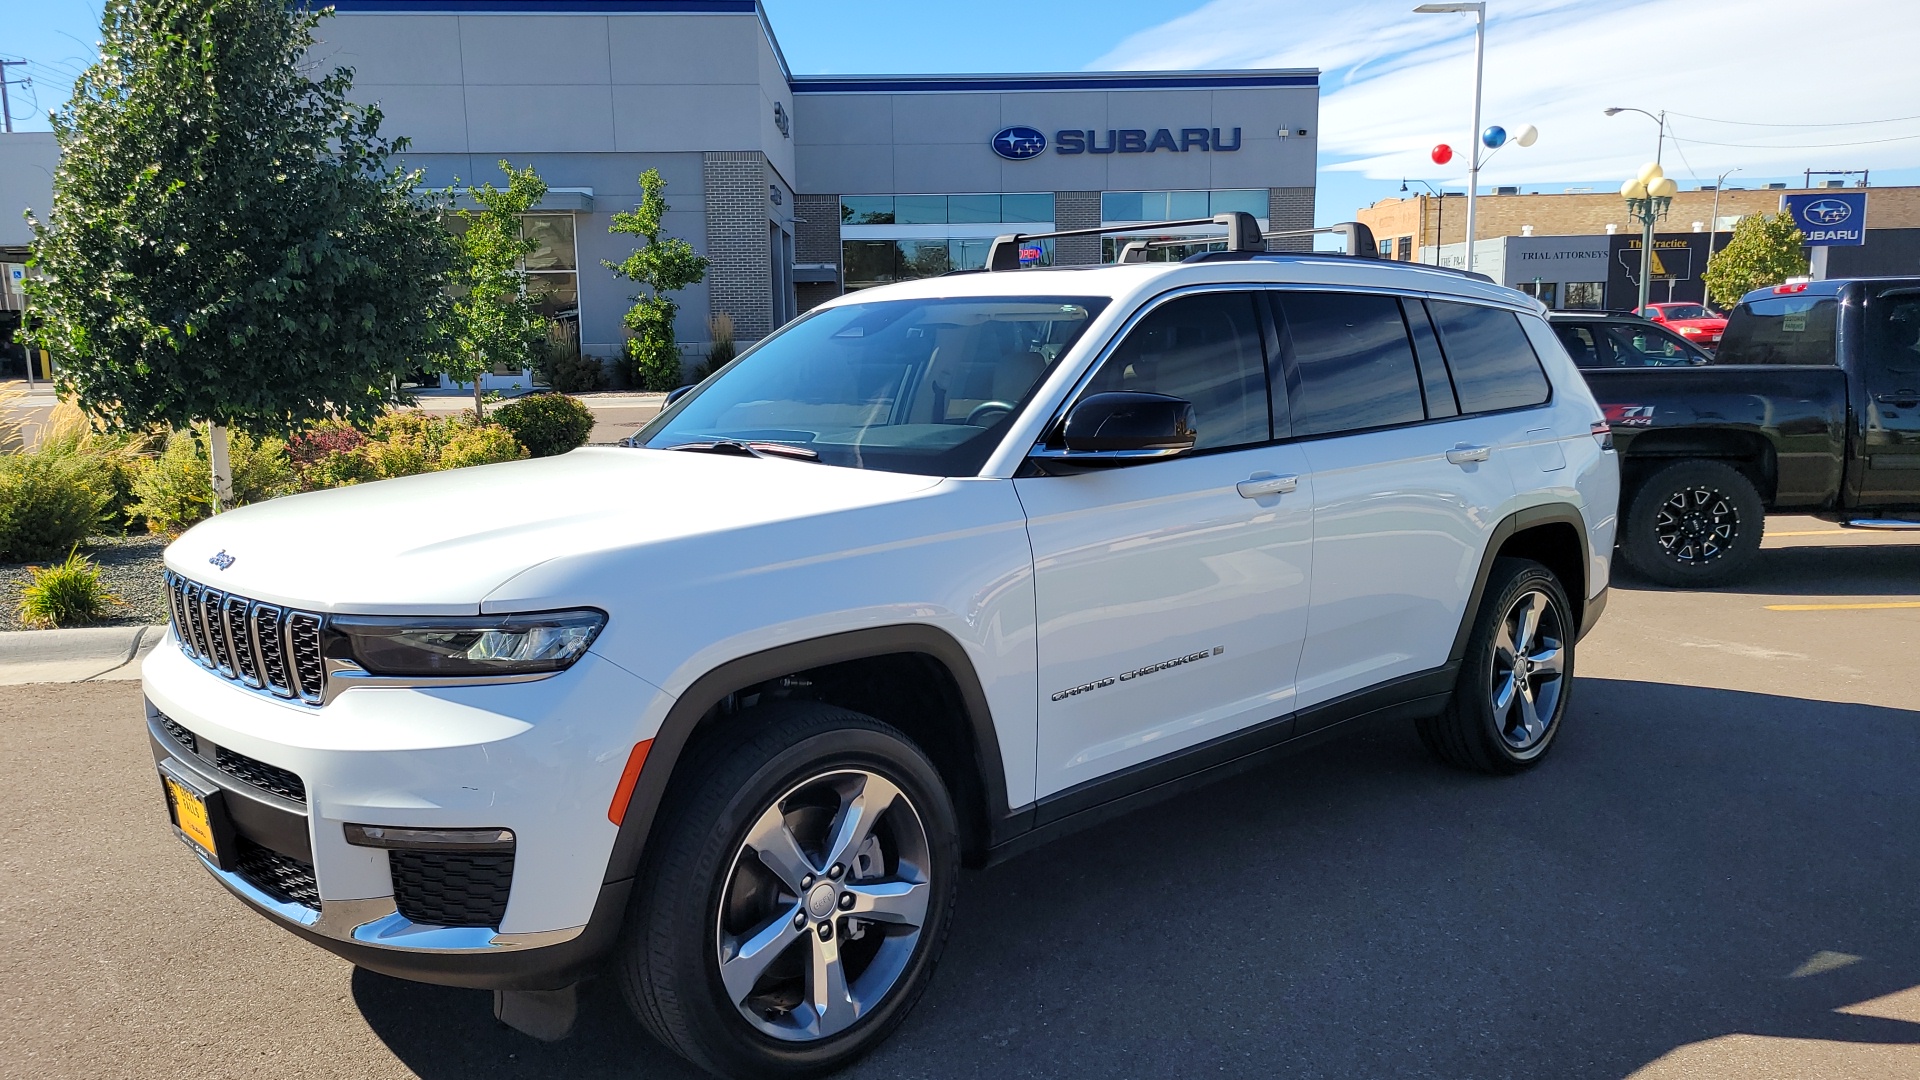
[23,0,458,509]
[1704,211,1809,309]
[605,169,708,391]
[444,162,549,420]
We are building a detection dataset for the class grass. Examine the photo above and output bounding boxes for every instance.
[16,546,120,628]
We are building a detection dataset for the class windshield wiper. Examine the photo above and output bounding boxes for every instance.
[662,439,820,461]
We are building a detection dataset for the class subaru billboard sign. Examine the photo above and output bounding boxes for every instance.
[1783,192,1867,246]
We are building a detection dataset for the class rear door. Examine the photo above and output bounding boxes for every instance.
[1856,286,1920,504]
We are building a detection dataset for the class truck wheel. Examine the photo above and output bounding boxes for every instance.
[618,701,959,1079]
[1419,558,1574,775]
[1621,460,1764,587]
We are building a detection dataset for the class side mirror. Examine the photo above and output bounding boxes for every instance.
[1032,391,1197,466]
[664,384,696,406]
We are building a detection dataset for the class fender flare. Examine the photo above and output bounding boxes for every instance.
[601,624,1014,887]
[1449,503,1598,664]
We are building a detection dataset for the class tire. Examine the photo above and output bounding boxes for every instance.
[1621,460,1765,588]
[1419,558,1575,775]
[618,700,960,1079]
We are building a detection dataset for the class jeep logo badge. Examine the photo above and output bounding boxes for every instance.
[208,550,236,570]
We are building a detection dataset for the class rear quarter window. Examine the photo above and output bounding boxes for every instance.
[1428,300,1552,412]
[1716,295,1839,365]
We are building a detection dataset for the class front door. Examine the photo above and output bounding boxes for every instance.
[1016,291,1314,801]
[1857,286,1920,506]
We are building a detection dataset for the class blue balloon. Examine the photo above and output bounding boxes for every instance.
[1482,125,1508,149]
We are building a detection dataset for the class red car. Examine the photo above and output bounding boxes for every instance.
[1637,302,1727,350]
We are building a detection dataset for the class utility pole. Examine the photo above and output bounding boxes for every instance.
[1705,167,1738,303]
[0,59,28,133]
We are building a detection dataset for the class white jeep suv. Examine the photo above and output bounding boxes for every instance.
[146,224,1617,1078]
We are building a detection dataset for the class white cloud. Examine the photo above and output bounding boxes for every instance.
[1094,0,1920,190]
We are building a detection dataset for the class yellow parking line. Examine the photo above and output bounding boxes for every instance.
[1767,529,1851,537]
[1765,601,1920,611]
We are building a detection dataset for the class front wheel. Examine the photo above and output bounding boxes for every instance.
[1621,460,1764,587]
[618,702,959,1079]
[1419,558,1575,774]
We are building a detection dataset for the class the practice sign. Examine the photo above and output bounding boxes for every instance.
[1782,192,1867,246]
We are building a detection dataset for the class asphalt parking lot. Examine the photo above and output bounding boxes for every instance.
[3,516,1917,1080]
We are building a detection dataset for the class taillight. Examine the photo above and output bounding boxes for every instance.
[1590,420,1614,451]
[1774,282,1809,294]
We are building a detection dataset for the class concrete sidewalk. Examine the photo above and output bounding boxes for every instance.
[0,624,165,686]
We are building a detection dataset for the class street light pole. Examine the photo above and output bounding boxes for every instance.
[1607,106,1668,309]
[1415,3,1487,274]
[1402,179,1445,264]
[1706,167,1738,295]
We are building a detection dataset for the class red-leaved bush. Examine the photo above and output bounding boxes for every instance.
[287,420,367,468]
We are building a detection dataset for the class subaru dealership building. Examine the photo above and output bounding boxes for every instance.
[299,0,1320,374]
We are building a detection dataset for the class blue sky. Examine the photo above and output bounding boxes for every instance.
[8,0,1920,226]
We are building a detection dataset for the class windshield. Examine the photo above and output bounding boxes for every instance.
[1717,294,1839,365]
[638,296,1109,475]
[1657,304,1711,320]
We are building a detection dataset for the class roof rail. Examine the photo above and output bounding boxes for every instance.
[1260,221,1380,257]
[986,212,1263,271]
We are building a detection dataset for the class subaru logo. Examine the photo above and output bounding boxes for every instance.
[991,126,1047,161]
[1804,198,1852,225]
[208,550,236,570]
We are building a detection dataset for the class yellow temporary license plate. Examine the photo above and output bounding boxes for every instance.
[164,773,220,861]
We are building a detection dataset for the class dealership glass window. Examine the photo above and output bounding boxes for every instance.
[1518,281,1559,307]
[523,215,577,272]
[1000,193,1054,222]
[895,195,949,225]
[1562,282,1605,310]
[842,238,1052,290]
[842,197,895,225]
[947,194,1002,223]
[1101,190,1269,228]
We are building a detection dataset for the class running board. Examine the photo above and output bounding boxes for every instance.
[1844,519,1920,530]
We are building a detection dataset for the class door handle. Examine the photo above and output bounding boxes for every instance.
[1236,474,1299,498]
[1445,444,1492,465]
[1876,392,1920,408]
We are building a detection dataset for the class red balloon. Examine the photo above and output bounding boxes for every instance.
[1432,143,1454,165]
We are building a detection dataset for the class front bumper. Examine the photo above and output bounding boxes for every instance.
[142,636,669,989]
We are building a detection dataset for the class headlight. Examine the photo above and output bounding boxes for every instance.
[329,610,606,677]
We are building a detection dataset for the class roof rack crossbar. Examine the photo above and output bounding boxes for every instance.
[1260,221,1381,258]
[986,212,1263,271]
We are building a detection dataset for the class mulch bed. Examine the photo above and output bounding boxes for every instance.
[0,533,170,631]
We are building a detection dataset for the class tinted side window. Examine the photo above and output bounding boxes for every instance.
[1601,324,1701,367]
[1429,301,1552,412]
[1865,291,1920,381]
[1717,295,1839,365]
[1083,292,1270,450]
[1276,291,1426,437]
[1403,300,1459,417]
[1553,324,1607,369]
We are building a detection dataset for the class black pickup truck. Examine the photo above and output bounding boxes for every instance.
[1552,278,1920,586]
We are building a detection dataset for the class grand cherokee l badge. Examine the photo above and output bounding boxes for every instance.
[1051,646,1224,702]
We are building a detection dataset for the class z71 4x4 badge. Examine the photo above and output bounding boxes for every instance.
[1051,646,1225,702]
[1602,404,1656,427]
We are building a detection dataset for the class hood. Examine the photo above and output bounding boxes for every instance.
[165,449,943,614]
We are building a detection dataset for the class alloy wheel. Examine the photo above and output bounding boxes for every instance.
[1654,485,1739,564]
[1489,589,1566,751]
[714,768,932,1042]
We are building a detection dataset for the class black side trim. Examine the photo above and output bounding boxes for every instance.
[600,626,1016,891]
[1449,504,1594,664]
[991,664,1457,866]
[1578,582,1608,641]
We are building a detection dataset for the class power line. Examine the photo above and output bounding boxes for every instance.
[1668,110,1920,129]
[1668,130,1920,150]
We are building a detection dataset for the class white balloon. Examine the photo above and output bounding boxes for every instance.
[1514,124,1539,148]
[1621,179,1648,200]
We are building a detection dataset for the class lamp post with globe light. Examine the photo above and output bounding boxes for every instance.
[1622,163,1679,311]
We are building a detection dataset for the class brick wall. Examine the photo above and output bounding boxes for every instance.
[1357,186,1920,261]
[1054,190,1101,265]
[1266,186,1314,252]
[794,192,841,313]
[703,151,772,343]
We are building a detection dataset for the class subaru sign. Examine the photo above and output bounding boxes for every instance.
[991,126,1047,161]
[1783,191,1867,246]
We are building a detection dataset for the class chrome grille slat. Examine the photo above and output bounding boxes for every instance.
[225,595,261,687]
[166,575,323,706]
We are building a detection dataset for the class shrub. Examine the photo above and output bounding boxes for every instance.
[439,424,530,470]
[698,311,736,380]
[287,419,367,469]
[0,452,111,560]
[537,338,607,393]
[304,448,379,489]
[491,393,595,457]
[17,547,118,628]
[129,428,295,536]
[33,400,158,530]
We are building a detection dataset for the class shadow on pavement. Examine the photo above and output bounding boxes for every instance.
[356,678,1920,1079]
[1611,539,1920,596]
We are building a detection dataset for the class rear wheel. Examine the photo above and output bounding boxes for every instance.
[619,702,958,1079]
[1420,558,1574,774]
[1621,460,1765,587]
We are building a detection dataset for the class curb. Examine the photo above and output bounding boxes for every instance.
[0,624,168,686]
